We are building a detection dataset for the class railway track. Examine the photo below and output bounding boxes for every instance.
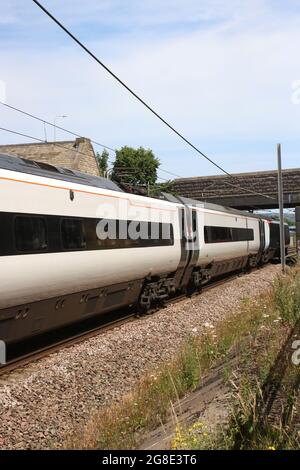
[0,311,135,376]
[0,259,296,377]
[257,315,300,427]
[231,264,300,448]
[232,314,300,449]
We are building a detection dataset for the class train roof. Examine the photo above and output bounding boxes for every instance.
[159,192,265,220]
[0,152,123,192]
[0,153,288,224]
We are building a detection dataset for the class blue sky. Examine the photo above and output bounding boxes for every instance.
[1,0,300,180]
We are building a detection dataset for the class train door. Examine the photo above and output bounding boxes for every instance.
[258,219,265,260]
[176,206,199,290]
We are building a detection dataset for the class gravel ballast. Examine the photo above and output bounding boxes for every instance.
[0,265,280,449]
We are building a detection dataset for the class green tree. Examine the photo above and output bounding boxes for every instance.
[112,146,160,187]
[96,149,109,177]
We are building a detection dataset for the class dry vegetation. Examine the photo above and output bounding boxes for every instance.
[172,264,300,450]
[65,263,300,450]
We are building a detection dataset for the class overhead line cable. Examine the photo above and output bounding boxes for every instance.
[0,100,182,179]
[32,0,231,176]
[0,122,275,201]
[0,126,106,164]
[0,101,116,152]
[0,126,178,188]
[31,1,276,201]
[0,126,275,211]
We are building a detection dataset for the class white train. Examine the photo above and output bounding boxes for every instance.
[0,153,290,343]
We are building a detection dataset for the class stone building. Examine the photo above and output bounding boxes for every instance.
[0,137,100,176]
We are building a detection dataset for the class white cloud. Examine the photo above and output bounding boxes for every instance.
[0,1,257,27]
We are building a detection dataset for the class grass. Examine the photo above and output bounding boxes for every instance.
[228,268,300,450]
[66,335,203,449]
[65,263,300,450]
[171,264,300,450]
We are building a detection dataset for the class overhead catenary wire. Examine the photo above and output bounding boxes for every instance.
[0,120,277,204]
[0,126,106,165]
[0,100,116,153]
[0,126,177,190]
[32,0,276,203]
[0,126,273,210]
[156,175,171,182]
[0,118,276,202]
[31,0,232,176]
[155,167,181,178]
[0,100,182,179]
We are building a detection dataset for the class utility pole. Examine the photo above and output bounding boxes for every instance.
[296,206,300,253]
[277,143,286,273]
[53,115,67,141]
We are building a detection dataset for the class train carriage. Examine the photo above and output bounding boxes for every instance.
[0,153,290,344]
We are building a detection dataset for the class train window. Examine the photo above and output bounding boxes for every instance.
[284,225,290,245]
[180,209,187,240]
[232,228,254,242]
[269,223,280,248]
[7,214,174,255]
[95,219,174,249]
[204,226,232,243]
[159,222,174,245]
[204,226,254,243]
[15,216,48,252]
[61,219,86,250]
[245,228,254,241]
[192,210,197,233]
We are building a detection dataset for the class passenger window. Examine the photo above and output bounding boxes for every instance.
[204,226,254,243]
[61,219,86,250]
[192,210,197,233]
[15,216,48,252]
